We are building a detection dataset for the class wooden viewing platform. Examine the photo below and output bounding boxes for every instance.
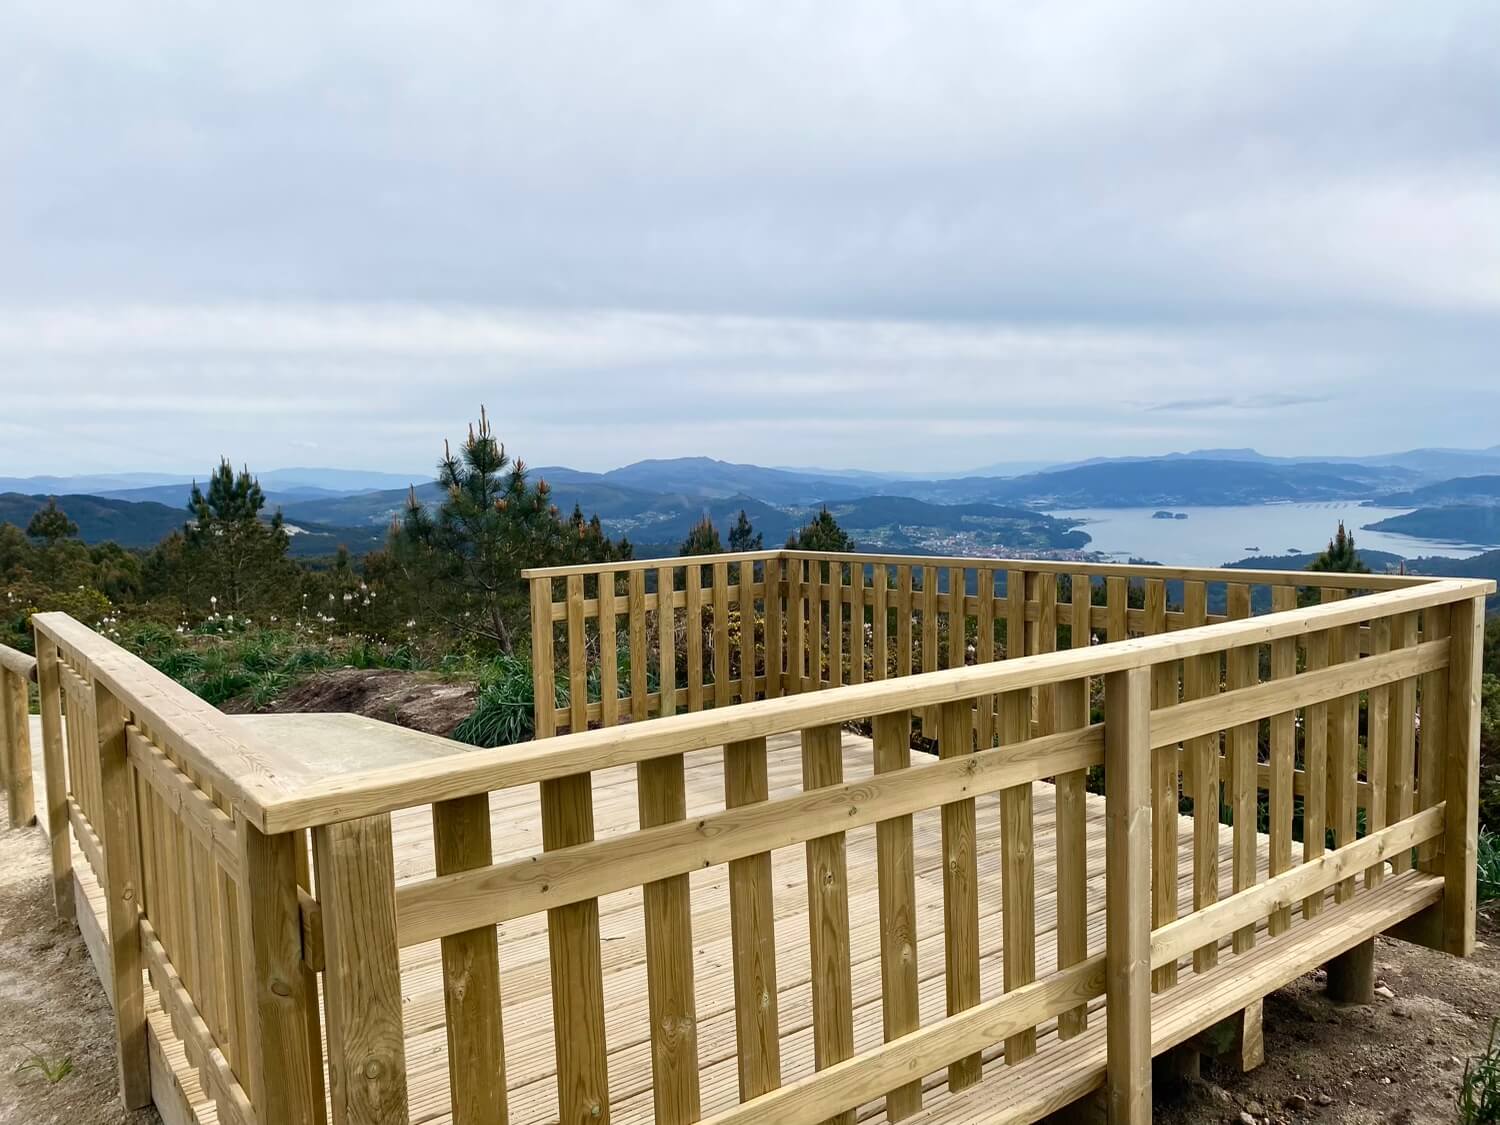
[0,549,1491,1125]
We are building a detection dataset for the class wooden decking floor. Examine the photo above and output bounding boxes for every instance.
[33,719,1364,1125]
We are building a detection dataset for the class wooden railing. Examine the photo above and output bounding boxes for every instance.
[523,549,1429,737]
[15,553,1493,1125]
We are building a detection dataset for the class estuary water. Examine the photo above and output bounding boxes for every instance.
[1052,501,1491,569]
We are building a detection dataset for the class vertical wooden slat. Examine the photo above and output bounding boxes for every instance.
[872,711,921,1119]
[714,561,732,708]
[801,723,855,1124]
[765,558,784,700]
[629,570,648,722]
[599,574,619,728]
[788,558,806,695]
[638,753,701,1122]
[975,570,996,750]
[238,819,323,1125]
[1105,666,1152,1125]
[1302,629,1330,920]
[946,566,965,671]
[1268,586,1297,935]
[1036,575,1057,737]
[531,578,557,738]
[1417,604,1451,872]
[656,567,676,718]
[1106,576,1128,643]
[1321,589,1358,904]
[1182,580,1218,971]
[920,567,939,736]
[35,638,74,920]
[95,683,150,1107]
[849,564,865,687]
[897,566,914,680]
[1054,673,1089,1040]
[829,561,844,689]
[937,699,981,1087]
[1006,569,1026,660]
[1227,584,1258,951]
[807,559,823,691]
[567,574,587,734]
[873,565,890,682]
[687,565,705,711]
[739,559,757,702]
[315,815,410,1125]
[724,737,781,1101]
[1386,612,1419,874]
[541,773,611,1125]
[1364,615,1391,890]
[998,689,1036,1065]
[1146,579,1177,990]
[3,668,35,826]
[433,796,506,1125]
[1444,595,1485,957]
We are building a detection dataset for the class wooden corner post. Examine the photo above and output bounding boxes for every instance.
[1444,594,1485,957]
[315,814,411,1125]
[94,681,151,1108]
[2,664,36,827]
[237,818,326,1125]
[35,639,73,919]
[1104,667,1152,1125]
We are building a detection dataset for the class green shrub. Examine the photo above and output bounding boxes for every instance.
[453,653,561,748]
[1458,1019,1500,1125]
[1480,828,1500,905]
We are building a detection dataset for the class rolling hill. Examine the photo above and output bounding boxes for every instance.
[1370,475,1500,508]
[1362,506,1500,547]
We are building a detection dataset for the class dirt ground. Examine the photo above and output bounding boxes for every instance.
[0,823,157,1125]
[223,666,478,736]
[2,809,1496,1125]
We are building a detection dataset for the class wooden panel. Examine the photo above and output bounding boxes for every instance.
[829,562,845,690]
[237,818,323,1125]
[567,574,588,734]
[975,570,996,750]
[1268,586,1298,935]
[1363,616,1391,890]
[95,683,151,1107]
[1104,666,1152,1125]
[531,579,557,739]
[871,711,921,1120]
[946,566,965,671]
[723,737,781,1101]
[1056,586,1091,1038]
[714,562,732,708]
[920,567,939,736]
[1226,584,1258,951]
[1006,569,1026,660]
[1323,588,1359,905]
[540,773,611,1125]
[896,566,914,680]
[937,699,981,1088]
[807,561,823,691]
[764,558,783,700]
[1444,595,1485,956]
[1106,576,1128,642]
[432,796,506,1125]
[638,754,701,1123]
[656,566,677,719]
[1386,613,1419,874]
[687,566,705,711]
[801,723,855,1125]
[599,575,619,728]
[314,814,410,1125]
[998,689,1037,1064]
[630,571,648,722]
[788,559,805,695]
[1036,575,1058,739]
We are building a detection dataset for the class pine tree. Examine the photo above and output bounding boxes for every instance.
[679,515,724,556]
[179,459,295,614]
[25,498,78,545]
[1308,521,1369,574]
[728,509,763,552]
[786,506,855,552]
[389,406,628,652]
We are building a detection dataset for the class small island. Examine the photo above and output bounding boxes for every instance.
[1151,510,1189,520]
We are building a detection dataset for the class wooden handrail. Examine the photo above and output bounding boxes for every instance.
[254,575,1492,832]
[0,643,37,681]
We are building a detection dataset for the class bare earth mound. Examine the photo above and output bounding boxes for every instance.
[225,667,478,737]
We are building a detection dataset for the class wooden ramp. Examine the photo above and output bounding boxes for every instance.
[30,716,1440,1125]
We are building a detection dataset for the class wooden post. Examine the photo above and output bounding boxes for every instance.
[35,639,73,919]
[1326,941,1375,1005]
[872,711,921,1119]
[433,796,507,1125]
[238,818,326,1125]
[1444,594,1485,957]
[315,815,410,1125]
[3,666,36,827]
[94,682,151,1108]
[1105,667,1151,1125]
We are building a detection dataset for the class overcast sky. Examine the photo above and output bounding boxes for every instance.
[2,1,1498,477]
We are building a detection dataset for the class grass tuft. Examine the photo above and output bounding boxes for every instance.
[1459,1018,1500,1125]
